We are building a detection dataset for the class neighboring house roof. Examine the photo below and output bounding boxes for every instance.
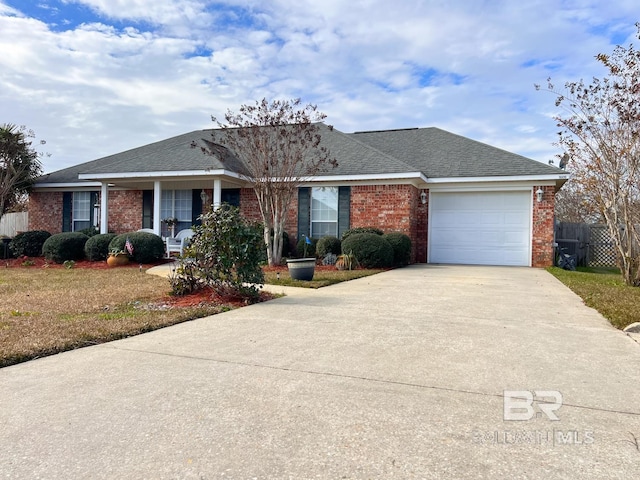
[35,124,565,186]
[351,127,564,178]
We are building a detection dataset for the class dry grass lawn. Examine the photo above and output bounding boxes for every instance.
[0,266,231,368]
[548,266,640,330]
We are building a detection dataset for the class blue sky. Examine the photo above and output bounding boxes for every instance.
[1,0,639,173]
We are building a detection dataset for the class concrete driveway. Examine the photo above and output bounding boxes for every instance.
[1,265,639,479]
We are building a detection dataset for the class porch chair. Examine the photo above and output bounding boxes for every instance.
[166,228,194,258]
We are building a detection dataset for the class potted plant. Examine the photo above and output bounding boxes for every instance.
[286,235,316,281]
[106,248,130,267]
[162,217,178,238]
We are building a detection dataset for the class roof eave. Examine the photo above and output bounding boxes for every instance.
[77,169,243,181]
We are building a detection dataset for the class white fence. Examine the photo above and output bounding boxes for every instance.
[0,212,28,237]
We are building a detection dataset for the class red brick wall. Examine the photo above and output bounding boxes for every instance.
[351,184,426,263]
[531,185,556,267]
[28,190,143,235]
[239,187,298,252]
[414,190,428,263]
[108,190,143,233]
[28,191,63,234]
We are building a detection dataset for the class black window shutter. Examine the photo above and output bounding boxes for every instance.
[62,192,72,232]
[191,189,203,226]
[297,187,311,240]
[142,190,153,229]
[337,186,350,238]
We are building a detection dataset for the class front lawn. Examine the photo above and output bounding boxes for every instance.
[0,266,239,368]
[548,266,640,330]
[1,260,387,368]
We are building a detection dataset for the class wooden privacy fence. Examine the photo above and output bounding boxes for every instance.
[554,222,617,268]
[0,212,28,237]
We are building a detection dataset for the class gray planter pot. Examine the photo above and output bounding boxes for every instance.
[286,258,316,281]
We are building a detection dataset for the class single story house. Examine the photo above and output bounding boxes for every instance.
[29,124,568,266]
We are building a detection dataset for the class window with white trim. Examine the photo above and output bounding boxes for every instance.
[72,192,91,232]
[161,190,192,236]
[311,187,338,237]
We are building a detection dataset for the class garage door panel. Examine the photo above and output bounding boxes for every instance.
[429,191,531,266]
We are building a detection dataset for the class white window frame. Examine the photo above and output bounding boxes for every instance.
[311,186,338,238]
[161,190,192,236]
[72,191,91,232]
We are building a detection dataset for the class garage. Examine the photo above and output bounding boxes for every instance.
[428,190,532,266]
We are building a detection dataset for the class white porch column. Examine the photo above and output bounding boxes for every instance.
[153,181,162,234]
[100,182,109,234]
[213,179,222,210]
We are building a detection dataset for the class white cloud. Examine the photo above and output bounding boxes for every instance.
[1,0,640,173]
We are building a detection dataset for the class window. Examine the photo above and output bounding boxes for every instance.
[161,190,192,236]
[72,192,91,232]
[311,187,338,237]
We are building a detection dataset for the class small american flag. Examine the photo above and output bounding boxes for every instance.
[125,237,134,256]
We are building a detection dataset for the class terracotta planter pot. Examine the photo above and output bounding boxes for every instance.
[286,258,316,281]
[107,254,130,268]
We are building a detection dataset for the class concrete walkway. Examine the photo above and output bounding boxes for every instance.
[1,265,639,479]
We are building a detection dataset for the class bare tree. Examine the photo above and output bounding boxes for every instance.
[554,179,601,224]
[0,124,44,222]
[196,98,337,266]
[537,25,640,285]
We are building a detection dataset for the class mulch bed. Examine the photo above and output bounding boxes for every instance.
[2,256,172,270]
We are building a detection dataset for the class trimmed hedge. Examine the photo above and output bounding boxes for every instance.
[296,236,317,258]
[109,232,165,263]
[341,227,383,241]
[316,235,341,257]
[341,232,393,268]
[78,226,99,238]
[383,232,412,266]
[42,232,89,263]
[85,233,117,261]
[9,230,51,257]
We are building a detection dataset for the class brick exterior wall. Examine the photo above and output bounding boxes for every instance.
[351,184,427,263]
[28,189,143,234]
[28,191,64,234]
[108,190,143,233]
[531,185,556,267]
[239,187,298,253]
[29,183,555,267]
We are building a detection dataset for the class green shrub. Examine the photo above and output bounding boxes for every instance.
[341,232,393,268]
[9,230,51,257]
[383,232,412,266]
[257,230,290,264]
[316,235,341,257]
[341,227,384,241]
[272,230,291,257]
[172,206,265,301]
[109,232,165,264]
[78,226,99,238]
[84,233,117,261]
[42,232,89,263]
[0,236,12,259]
[296,236,317,258]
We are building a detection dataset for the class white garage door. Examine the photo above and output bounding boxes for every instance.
[429,191,531,266]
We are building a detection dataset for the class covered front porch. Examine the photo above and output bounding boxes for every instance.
[78,171,248,236]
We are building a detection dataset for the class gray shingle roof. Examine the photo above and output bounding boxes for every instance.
[351,127,563,177]
[37,124,562,184]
